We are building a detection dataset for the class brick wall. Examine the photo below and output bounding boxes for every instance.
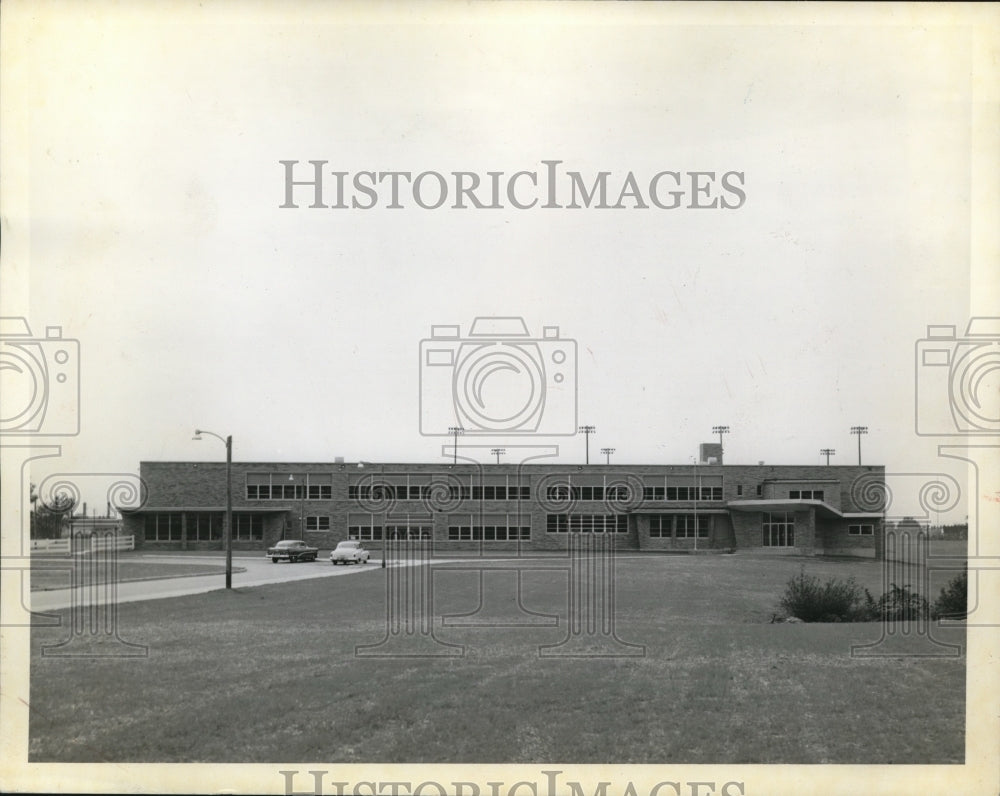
[130,460,884,554]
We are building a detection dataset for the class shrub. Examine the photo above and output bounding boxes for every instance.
[877,583,929,621]
[778,571,873,622]
[932,567,968,620]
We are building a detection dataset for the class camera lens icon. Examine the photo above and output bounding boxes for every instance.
[420,317,577,436]
[950,342,1000,432]
[454,343,546,432]
[915,318,1000,436]
[0,317,80,437]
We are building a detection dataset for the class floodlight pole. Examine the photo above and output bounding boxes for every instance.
[193,429,233,589]
[579,425,596,464]
[850,426,868,466]
[601,447,615,465]
[448,426,464,465]
[712,425,730,462]
[820,448,836,466]
[491,447,506,464]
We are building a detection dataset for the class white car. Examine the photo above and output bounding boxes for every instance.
[330,540,370,565]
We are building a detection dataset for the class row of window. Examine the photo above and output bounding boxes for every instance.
[247,484,333,500]
[448,526,531,541]
[348,526,432,540]
[546,485,633,502]
[545,514,630,534]
[140,512,869,547]
[641,486,724,502]
[348,484,531,501]
[244,484,833,504]
[648,514,710,538]
[143,513,263,541]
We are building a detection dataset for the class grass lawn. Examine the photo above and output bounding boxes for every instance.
[28,553,965,764]
[29,554,246,591]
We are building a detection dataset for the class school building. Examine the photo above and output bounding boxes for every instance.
[121,448,887,558]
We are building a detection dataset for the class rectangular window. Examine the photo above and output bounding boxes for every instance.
[546,485,570,501]
[306,516,331,531]
[234,514,263,541]
[386,524,431,540]
[607,485,631,502]
[246,474,269,500]
[144,512,183,542]
[188,513,222,541]
[756,484,763,497]
[675,514,709,538]
[649,515,669,538]
[762,512,794,547]
[736,485,744,497]
[644,486,665,501]
[848,524,874,536]
[349,525,383,541]
[789,489,824,501]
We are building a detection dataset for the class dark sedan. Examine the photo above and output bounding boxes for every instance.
[267,539,319,563]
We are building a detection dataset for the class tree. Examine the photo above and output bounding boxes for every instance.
[29,483,76,539]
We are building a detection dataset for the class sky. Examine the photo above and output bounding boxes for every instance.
[3,3,996,525]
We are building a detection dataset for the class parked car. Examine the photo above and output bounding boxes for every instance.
[330,540,370,565]
[267,539,319,563]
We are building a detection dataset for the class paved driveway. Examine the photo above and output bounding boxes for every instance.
[29,552,388,612]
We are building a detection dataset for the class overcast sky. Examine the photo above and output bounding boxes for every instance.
[4,3,995,524]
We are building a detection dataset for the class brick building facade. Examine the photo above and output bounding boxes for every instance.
[122,459,886,558]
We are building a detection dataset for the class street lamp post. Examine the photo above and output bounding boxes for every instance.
[600,447,615,465]
[358,461,387,568]
[820,448,836,466]
[850,426,868,466]
[448,426,464,465]
[579,425,596,464]
[692,457,699,552]
[288,473,306,536]
[193,429,233,589]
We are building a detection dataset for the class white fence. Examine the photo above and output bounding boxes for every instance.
[30,535,135,554]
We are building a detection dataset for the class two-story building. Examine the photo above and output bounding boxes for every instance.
[121,450,886,558]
